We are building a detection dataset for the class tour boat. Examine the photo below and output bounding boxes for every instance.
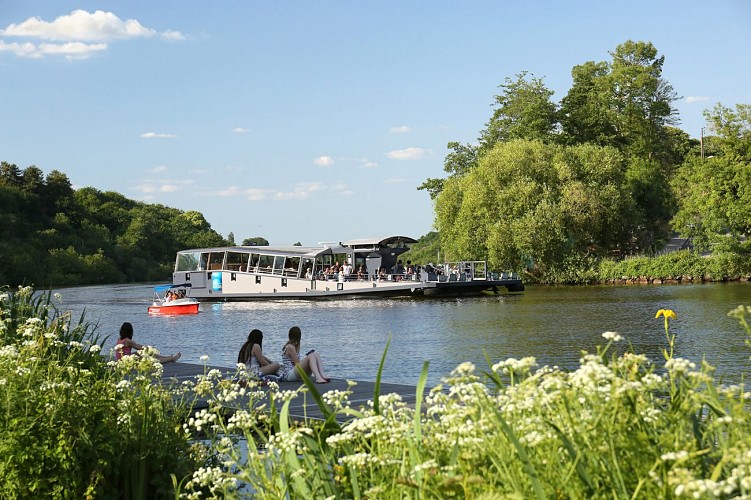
[169,235,524,300]
[147,284,200,315]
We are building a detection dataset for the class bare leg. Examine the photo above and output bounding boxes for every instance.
[308,352,329,383]
[157,352,181,364]
[260,362,280,375]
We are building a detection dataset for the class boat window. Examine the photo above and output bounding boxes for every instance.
[208,252,225,271]
[176,252,201,272]
[258,254,274,274]
[225,252,249,272]
[301,257,314,278]
[248,253,260,272]
[284,256,301,277]
[272,255,285,275]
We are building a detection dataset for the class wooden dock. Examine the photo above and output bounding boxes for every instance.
[160,362,421,422]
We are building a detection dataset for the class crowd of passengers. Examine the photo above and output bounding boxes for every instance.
[303,259,442,282]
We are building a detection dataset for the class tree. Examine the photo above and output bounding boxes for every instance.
[559,40,679,160]
[242,237,269,246]
[671,103,751,252]
[418,142,479,200]
[480,72,558,148]
[434,140,639,279]
[559,61,615,146]
[703,103,751,161]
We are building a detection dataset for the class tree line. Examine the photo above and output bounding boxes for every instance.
[0,162,232,286]
[418,40,750,282]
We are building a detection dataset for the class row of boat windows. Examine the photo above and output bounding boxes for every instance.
[176,251,356,278]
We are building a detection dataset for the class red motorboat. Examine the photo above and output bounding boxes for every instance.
[148,284,199,315]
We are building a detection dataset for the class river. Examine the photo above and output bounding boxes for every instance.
[53,282,750,387]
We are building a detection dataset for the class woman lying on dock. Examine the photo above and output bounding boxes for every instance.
[115,322,181,363]
[238,328,280,377]
[280,326,330,383]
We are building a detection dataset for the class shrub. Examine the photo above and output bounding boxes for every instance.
[0,286,201,498]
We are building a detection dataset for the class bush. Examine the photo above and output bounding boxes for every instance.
[596,250,751,283]
[0,286,201,498]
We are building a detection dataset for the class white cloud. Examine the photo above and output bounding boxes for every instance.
[233,127,251,134]
[386,147,431,160]
[275,182,323,200]
[161,30,185,42]
[0,10,184,59]
[214,183,325,201]
[0,40,107,60]
[358,157,378,169]
[331,182,354,196]
[135,178,193,196]
[685,96,709,104]
[389,125,412,133]
[1,10,155,41]
[313,155,334,166]
[147,165,168,174]
[141,132,177,139]
[384,177,407,184]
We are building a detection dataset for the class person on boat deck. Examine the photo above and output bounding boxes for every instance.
[279,326,330,384]
[305,267,313,279]
[357,265,365,281]
[115,322,181,363]
[238,328,280,377]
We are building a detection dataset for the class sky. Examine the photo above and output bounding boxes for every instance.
[1,1,749,246]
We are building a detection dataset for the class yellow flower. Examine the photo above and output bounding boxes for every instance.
[655,309,676,320]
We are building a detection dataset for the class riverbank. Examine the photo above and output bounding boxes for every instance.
[529,250,751,285]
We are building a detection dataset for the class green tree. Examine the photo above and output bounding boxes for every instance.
[480,72,558,148]
[418,142,479,199]
[559,40,679,161]
[242,237,269,246]
[671,103,751,252]
[703,103,751,161]
[435,140,638,279]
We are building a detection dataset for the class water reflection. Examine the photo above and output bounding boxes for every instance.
[53,283,751,387]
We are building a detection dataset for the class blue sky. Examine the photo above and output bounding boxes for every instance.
[1,1,749,246]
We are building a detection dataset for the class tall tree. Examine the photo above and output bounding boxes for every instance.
[559,40,679,160]
[479,72,558,149]
[435,140,639,279]
[672,103,751,252]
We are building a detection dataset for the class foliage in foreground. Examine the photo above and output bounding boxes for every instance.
[5,284,751,498]
[0,286,202,499]
[179,306,751,499]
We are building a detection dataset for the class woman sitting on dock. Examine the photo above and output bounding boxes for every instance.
[238,328,280,377]
[115,322,181,363]
[279,326,330,383]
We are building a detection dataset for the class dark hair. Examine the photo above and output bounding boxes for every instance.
[119,322,133,340]
[238,328,263,364]
[285,326,302,354]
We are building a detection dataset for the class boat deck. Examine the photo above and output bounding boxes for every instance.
[160,362,421,422]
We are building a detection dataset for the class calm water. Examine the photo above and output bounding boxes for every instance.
[53,282,751,386]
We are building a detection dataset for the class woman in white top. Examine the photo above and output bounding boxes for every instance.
[238,329,280,377]
[279,326,330,383]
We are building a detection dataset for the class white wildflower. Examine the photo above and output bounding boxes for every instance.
[602,331,623,342]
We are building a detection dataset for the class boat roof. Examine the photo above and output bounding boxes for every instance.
[341,236,417,248]
[178,236,416,257]
[154,283,192,292]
